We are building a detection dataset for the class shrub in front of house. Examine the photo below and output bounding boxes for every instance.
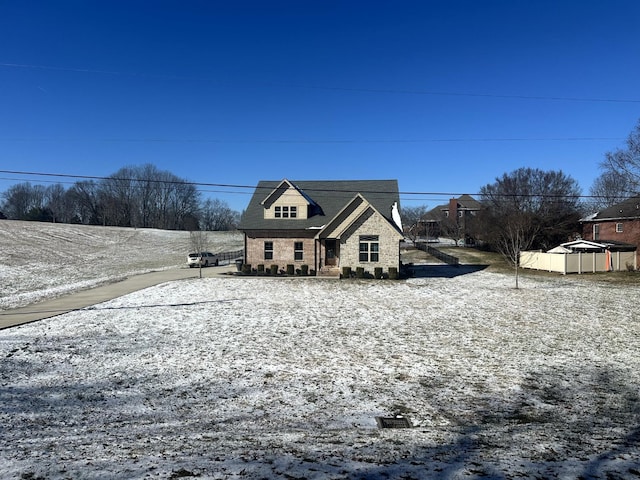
[270,264,279,275]
[257,264,265,274]
[286,264,295,275]
[356,267,365,278]
[341,267,351,278]
[374,267,383,279]
[241,263,252,275]
[300,264,309,276]
[388,267,399,279]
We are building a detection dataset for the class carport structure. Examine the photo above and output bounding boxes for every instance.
[521,240,637,274]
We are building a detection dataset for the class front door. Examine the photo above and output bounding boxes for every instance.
[325,239,338,266]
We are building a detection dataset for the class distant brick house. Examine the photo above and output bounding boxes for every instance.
[420,194,481,244]
[580,195,640,266]
[238,179,404,276]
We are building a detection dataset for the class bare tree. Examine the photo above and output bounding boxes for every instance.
[200,198,240,231]
[480,168,582,288]
[440,215,466,247]
[189,230,210,278]
[495,213,540,289]
[601,118,640,193]
[400,205,429,244]
[67,180,103,224]
[45,184,69,223]
[167,181,200,230]
[1,182,47,220]
[96,164,200,229]
[590,120,640,211]
[0,163,209,230]
[99,168,138,227]
[1,183,31,219]
[588,170,632,212]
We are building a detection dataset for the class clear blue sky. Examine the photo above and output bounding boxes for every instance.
[1,1,639,212]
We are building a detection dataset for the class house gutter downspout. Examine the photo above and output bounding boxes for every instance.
[243,233,247,265]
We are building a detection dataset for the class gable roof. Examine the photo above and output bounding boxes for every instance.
[456,194,482,211]
[317,193,403,239]
[260,179,320,210]
[581,195,640,222]
[238,179,401,231]
[558,239,636,252]
[421,194,481,222]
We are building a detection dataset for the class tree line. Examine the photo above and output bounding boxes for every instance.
[403,168,584,247]
[402,119,640,278]
[3,119,639,245]
[0,164,240,231]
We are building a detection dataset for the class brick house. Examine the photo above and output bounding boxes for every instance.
[420,194,481,244]
[238,179,404,276]
[580,195,640,266]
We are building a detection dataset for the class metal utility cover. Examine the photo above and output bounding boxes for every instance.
[375,416,412,429]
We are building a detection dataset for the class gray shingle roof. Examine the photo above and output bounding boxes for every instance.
[421,194,481,222]
[583,195,640,221]
[238,179,400,230]
[457,194,482,210]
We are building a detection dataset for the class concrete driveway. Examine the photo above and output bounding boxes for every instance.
[0,264,236,330]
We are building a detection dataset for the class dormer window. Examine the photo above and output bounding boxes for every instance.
[261,180,315,220]
[275,206,298,218]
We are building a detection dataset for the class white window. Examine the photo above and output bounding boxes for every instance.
[616,223,623,233]
[264,241,273,260]
[274,205,297,218]
[359,235,379,262]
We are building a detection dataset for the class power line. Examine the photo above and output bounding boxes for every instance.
[0,174,459,203]
[0,136,625,144]
[2,62,639,104]
[0,169,615,201]
[279,83,640,105]
[0,175,252,197]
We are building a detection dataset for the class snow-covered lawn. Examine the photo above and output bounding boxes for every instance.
[0,220,243,309]
[1,221,639,478]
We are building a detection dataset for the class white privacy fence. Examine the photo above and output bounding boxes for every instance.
[520,250,637,274]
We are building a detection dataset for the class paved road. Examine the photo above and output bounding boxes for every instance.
[0,264,236,330]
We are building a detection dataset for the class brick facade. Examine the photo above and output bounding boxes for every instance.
[339,210,401,272]
[244,207,402,274]
[239,180,403,275]
[582,219,640,265]
[245,231,316,271]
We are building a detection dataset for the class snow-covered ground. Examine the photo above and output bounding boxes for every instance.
[1,221,639,479]
[0,220,243,310]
